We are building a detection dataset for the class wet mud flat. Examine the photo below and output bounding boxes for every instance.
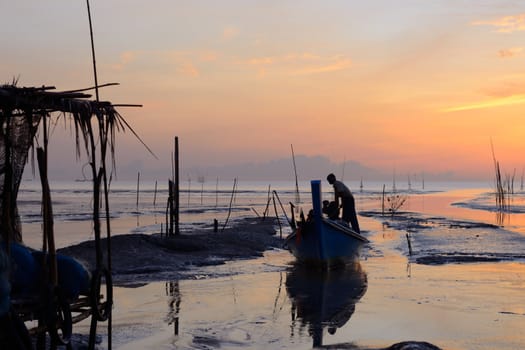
[58,217,284,285]
[360,210,525,264]
[56,205,525,350]
[56,214,448,350]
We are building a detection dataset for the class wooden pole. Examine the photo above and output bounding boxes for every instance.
[406,233,413,255]
[1,118,14,248]
[86,1,113,347]
[36,148,57,286]
[164,197,170,238]
[136,172,140,208]
[382,184,386,216]
[153,180,158,208]
[215,177,219,207]
[263,185,271,218]
[168,180,174,236]
[272,194,282,239]
[174,137,180,235]
[291,144,300,203]
[221,178,237,232]
[187,178,191,207]
[86,0,99,102]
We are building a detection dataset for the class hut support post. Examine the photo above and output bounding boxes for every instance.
[36,148,57,285]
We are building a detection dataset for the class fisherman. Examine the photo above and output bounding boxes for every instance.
[326,173,360,233]
[322,200,340,220]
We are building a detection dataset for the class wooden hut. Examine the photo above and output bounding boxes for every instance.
[0,83,140,349]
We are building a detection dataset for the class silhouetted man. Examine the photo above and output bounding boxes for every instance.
[326,173,360,233]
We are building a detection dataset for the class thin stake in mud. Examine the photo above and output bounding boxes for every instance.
[215,177,219,208]
[263,185,271,218]
[251,207,261,217]
[222,177,238,232]
[272,194,282,238]
[174,137,180,235]
[382,184,386,216]
[153,180,158,208]
[136,172,140,209]
[167,180,175,236]
[406,233,413,256]
[272,190,292,228]
[291,144,300,203]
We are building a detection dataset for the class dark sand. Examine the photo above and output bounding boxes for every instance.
[57,217,283,285]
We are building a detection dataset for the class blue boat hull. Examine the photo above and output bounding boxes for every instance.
[285,180,369,267]
[285,219,368,266]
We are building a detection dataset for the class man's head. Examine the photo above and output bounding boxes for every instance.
[326,173,336,184]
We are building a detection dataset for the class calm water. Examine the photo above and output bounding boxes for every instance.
[16,178,525,349]
[18,178,503,249]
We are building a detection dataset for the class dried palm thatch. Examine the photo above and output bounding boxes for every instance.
[0,83,147,243]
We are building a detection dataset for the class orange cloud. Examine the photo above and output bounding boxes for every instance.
[199,51,219,62]
[472,13,525,33]
[176,62,199,77]
[290,56,352,75]
[222,26,239,40]
[442,94,525,112]
[242,53,352,76]
[481,82,525,98]
[111,51,138,71]
[498,47,523,58]
[159,50,222,77]
[248,57,274,65]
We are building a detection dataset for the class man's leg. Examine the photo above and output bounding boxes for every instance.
[344,196,360,233]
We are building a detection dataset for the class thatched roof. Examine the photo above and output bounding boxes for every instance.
[0,83,146,243]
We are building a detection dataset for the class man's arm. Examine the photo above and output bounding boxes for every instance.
[334,190,341,207]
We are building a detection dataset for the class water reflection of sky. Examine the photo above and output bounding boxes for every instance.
[359,187,525,235]
[62,182,525,350]
[89,257,369,350]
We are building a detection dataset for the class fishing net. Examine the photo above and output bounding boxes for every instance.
[0,87,42,242]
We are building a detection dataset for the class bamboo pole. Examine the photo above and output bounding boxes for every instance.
[187,178,191,207]
[272,194,282,239]
[153,180,158,208]
[168,180,174,236]
[86,2,104,347]
[1,118,14,249]
[221,178,237,232]
[382,184,386,216]
[36,148,57,286]
[86,0,99,102]
[263,185,271,218]
[406,233,413,255]
[291,144,300,203]
[174,137,180,235]
[215,177,219,208]
[251,208,261,217]
[272,190,291,226]
[136,172,140,208]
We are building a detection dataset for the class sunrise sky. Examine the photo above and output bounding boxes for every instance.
[2,1,525,181]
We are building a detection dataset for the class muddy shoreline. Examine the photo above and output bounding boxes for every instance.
[57,217,285,285]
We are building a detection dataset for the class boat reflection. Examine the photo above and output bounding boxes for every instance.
[286,263,367,347]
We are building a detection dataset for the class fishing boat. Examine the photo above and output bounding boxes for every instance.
[285,180,369,267]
